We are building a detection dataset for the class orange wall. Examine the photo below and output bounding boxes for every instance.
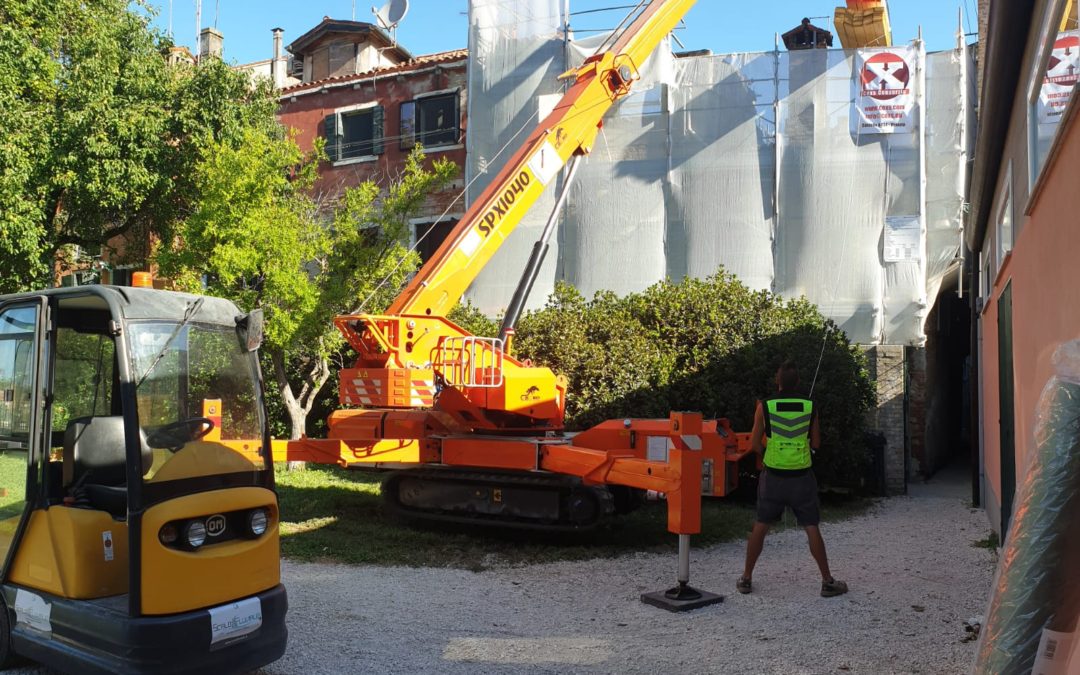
[982,106,1080,519]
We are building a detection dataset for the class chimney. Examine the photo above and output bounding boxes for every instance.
[271,28,285,88]
[199,27,224,60]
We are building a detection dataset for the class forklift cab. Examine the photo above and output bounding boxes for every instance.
[0,286,286,674]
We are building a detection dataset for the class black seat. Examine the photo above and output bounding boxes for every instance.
[62,416,149,517]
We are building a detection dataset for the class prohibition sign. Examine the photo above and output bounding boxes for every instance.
[860,52,911,101]
[1045,34,1078,87]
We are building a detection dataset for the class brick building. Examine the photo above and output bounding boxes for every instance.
[273,19,468,264]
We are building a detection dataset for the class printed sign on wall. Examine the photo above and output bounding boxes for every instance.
[852,46,917,135]
[883,216,921,263]
[1038,31,1079,126]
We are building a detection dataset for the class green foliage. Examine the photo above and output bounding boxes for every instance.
[973,531,1000,550]
[0,0,276,292]
[448,300,500,338]
[513,272,876,488]
[156,141,457,437]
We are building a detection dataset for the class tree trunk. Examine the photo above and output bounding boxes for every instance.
[269,347,332,470]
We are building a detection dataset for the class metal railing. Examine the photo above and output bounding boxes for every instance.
[433,336,505,388]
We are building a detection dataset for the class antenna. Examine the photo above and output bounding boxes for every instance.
[372,0,409,32]
[194,0,201,59]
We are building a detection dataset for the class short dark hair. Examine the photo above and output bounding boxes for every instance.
[777,360,799,390]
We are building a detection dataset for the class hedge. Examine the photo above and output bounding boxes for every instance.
[451,270,876,488]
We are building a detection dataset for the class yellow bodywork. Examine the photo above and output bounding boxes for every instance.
[834,1,892,49]
[9,508,129,599]
[140,487,279,615]
[333,1,698,426]
[387,0,696,319]
[145,440,264,483]
[266,437,429,466]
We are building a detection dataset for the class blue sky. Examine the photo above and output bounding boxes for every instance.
[148,1,978,66]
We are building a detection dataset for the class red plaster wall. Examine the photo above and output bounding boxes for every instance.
[276,61,467,219]
[982,108,1080,516]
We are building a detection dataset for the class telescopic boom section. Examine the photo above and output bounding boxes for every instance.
[329,0,695,428]
[386,0,696,318]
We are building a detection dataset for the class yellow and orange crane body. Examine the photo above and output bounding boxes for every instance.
[833,0,893,49]
[258,0,757,536]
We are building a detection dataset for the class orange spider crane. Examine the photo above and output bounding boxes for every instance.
[272,0,755,609]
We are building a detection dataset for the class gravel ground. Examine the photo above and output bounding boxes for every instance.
[260,466,995,675]
[9,466,996,675]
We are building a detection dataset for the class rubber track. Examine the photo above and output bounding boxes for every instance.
[382,468,614,533]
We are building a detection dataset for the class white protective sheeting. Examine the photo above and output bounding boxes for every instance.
[464,1,971,346]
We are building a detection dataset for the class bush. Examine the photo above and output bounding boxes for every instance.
[509,271,876,488]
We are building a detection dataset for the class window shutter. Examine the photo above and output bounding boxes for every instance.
[288,55,303,79]
[323,114,340,162]
[399,101,416,150]
[372,105,385,155]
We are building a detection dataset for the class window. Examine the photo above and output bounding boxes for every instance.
[0,304,37,545]
[413,218,458,265]
[979,250,993,314]
[109,267,134,286]
[52,328,115,433]
[288,55,304,79]
[997,162,1014,265]
[0,306,38,442]
[1029,3,1079,186]
[324,105,384,162]
[328,41,356,79]
[400,92,460,150]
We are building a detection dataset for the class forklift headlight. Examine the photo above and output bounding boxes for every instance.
[159,523,179,546]
[184,520,207,548]
[247,508,269,537]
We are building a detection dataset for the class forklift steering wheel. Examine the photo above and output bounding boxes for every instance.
[147,417,215,451]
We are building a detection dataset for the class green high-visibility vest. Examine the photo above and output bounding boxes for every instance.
[764,397,813,470]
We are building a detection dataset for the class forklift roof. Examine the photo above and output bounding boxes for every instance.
[0,285,243,325]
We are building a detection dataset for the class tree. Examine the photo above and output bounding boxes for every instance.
[156,137,457,439]
[0,0,275,291]
[511,275,876,488]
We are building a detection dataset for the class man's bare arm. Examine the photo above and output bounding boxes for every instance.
[810,410,821,451]
[750,401,765,455]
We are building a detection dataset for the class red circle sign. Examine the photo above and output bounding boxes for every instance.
[1046,35,1079,87]
[860,52,911,101]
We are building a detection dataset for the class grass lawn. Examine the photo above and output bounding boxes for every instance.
[275,464,874,570]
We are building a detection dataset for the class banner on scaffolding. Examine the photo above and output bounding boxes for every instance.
[1038,30,1079,126]
[852,46,917,135]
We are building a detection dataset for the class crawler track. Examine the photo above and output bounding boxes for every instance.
[382,468,616,532]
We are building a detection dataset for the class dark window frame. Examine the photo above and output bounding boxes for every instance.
[324,105,384,163]
[400,91,460,150]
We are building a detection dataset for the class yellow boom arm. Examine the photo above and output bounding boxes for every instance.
[387,0,696,318]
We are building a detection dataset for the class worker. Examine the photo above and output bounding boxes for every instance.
[736,360,848,597]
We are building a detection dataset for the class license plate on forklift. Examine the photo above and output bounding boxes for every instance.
[208,596,262,645]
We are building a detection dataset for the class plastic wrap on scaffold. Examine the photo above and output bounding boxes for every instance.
[974,340,1080,674]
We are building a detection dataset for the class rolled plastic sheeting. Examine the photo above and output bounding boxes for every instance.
[974,340,1080,674]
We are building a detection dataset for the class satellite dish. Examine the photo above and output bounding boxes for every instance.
[372,0,409,30]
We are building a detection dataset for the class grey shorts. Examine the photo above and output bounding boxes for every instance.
[756,468,820,526]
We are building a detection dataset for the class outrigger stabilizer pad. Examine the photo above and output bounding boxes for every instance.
[641,581,724,612]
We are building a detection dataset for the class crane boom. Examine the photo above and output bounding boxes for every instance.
[261,2,761,572]
[388,0,695,318]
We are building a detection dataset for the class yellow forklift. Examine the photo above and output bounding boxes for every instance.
[0,284,286,673]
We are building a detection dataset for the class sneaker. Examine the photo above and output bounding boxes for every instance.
[821,578,848,597]
[736,577,752,594]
